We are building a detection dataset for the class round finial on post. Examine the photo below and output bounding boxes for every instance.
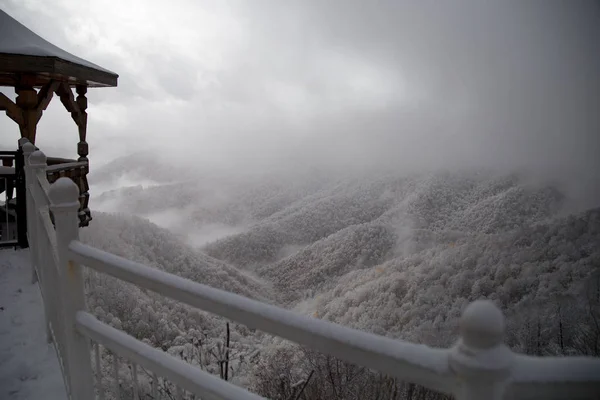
[450,300,513,400]
[28,150,47,166]
[48,177,80,209]
[22,141,35,155]
[18,137,30,147]
[460,300,505,350]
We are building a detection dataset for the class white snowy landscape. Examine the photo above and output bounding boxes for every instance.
[2,164,600,399]
[1,0,600,399]
[76,163,600,399]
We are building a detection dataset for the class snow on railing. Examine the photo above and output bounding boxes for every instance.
[22,142,71,393]
[22,140,600,400]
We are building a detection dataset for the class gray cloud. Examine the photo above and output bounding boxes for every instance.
[1,0,599,206]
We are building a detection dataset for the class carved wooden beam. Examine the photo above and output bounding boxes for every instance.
[76,85,88,161]
[55,81,82,126]
[0,92,24,126]
[35,80,60,121]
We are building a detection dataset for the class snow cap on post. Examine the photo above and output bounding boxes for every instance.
[449,300,513,400]
[21,141,35,156]
[460,300,505,349]
[18,137,29,147]
[48,177,80,210]
[28,149,47,166]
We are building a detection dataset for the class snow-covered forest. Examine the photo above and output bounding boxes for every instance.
[83,159,600,399]
[1,1,599,398]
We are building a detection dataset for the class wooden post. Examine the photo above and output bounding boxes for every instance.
[15,76,39,143]
[75,85,88,163]
[449,300,514,400]
[49,177,94,399]
[54,83,92,227]
[76,85,91,227]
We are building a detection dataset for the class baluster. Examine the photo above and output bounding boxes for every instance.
[75,85,88,163]
[49,177,94,399]
[449,300,514,400]
[95,343,105,400]
[131,363,139,399]
[20,140,35,281]
[152,373,158,399]
[4,176,8,241]
[15,143,27,247]
[2,175,6,242]
[75,84,91,226]
[23,144,40,283]
[113,354,120,400]
[26,148,52,345]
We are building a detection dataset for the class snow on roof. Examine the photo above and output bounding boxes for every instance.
[0,9,118,87]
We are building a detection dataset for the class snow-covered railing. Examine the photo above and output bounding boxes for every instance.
[22,143,600,400]
[22,142,71,394]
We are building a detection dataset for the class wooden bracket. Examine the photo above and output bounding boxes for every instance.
[56,81,82,127]
[35,80,60,121]
[54,83,89,160]
[3,80,89,156]
[0,92,24,126]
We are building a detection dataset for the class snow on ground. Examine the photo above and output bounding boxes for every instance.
[0,249,67,400]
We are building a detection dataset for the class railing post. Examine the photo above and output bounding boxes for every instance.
[449,300,514,400]
[49,177,94,399]
[21,141,37,283]
[15,144,28,248]
[25,148,55,344]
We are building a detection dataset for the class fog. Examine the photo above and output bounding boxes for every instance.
[1,1,599,207]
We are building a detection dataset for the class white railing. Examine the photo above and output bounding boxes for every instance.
[20,140,600,400]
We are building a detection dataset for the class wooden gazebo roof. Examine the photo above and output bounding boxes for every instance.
[0,9,119,228]
[0,9,118,87]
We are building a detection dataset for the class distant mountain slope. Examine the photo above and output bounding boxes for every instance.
[257,221,396,303]
[77,213,269,392]
[205,172,565,269]
[89,151,193,186]
[79,169,599,398]
[88,171,582,315]
[92,172,339,247]
[84,171,598,348]
[204,179,395,265]
[236,173,566,305]
[251,206,600,399]
[80,212,268,300]
[304,207,600,348]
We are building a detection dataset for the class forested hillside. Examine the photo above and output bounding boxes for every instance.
[79,213,271,397]
[86,169,599,399]
[3,0,597,398]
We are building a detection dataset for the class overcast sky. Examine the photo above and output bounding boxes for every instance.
[1,0,599,203]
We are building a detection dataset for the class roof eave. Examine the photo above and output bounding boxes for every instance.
[0,53,118,88]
